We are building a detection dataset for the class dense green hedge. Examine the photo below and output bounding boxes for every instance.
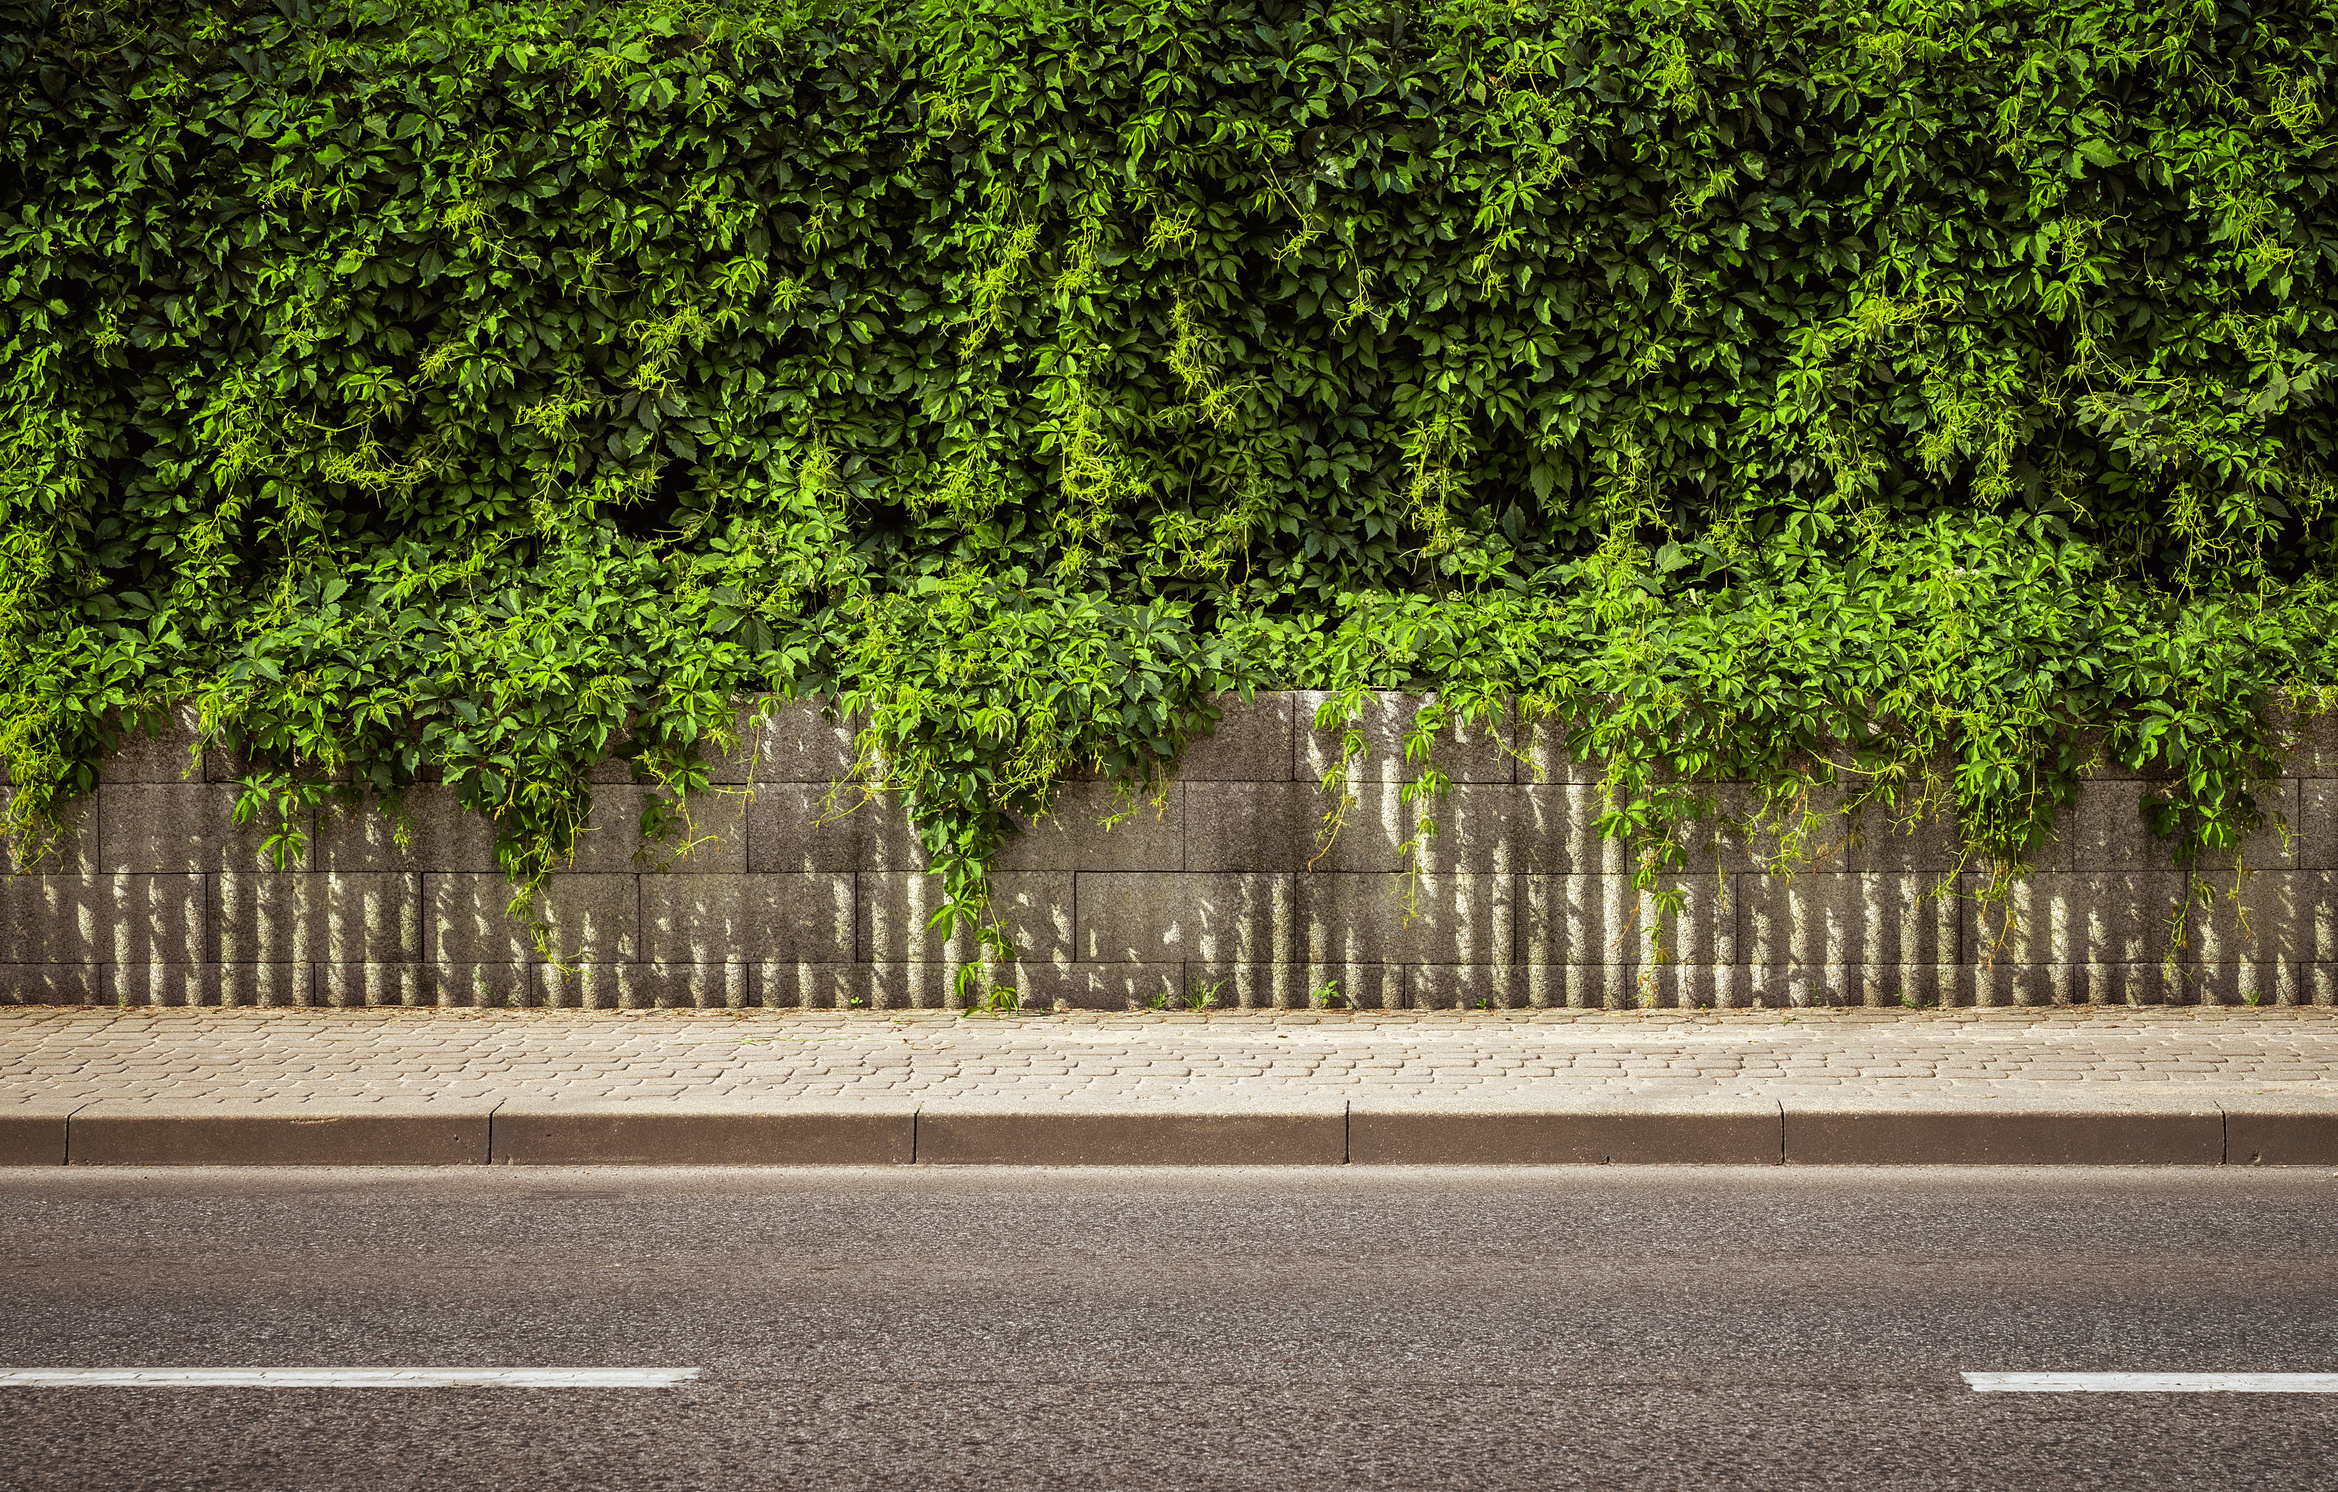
[6,0,2337,969]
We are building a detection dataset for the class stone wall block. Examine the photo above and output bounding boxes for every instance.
[2270,703,2338,777]
[749,698,861,783]
[1402,785,1565,875]
[535,963,625,1009]
[2183,869,2338,964]
[1746,962,1964,1009]
[1300,873,1515,965]
[428,872,638,964]
[1294,960,1405,1010]
[860,871,1071,963]
[747,783,926,873]
[998,781,1183,872]
[1296,691,1516,784]
[110,874,207,965]
[1740,872,1959,969]
[106,963,310,1007]
[213,872,422,963]
[317,963,429,1008]
[1177,693,1296,781]
[644,873,855,965]
[1076,873,1295,965]
[100,784,288,874]
[612,961,752,1009]
[1,875,110,964]
[1521,874,1733,966]
[1961,872,2185,966]
[1969,962,2186,1007]
[0,965,104,1004]
[569,785,748,875]
[1,789,97,875]
[1014,962,1186,1011]
[96,705,205,784]
[2186,960,2303,1007]
[1403,964,1530,1010]
[1185,781,1382,873]
[2295,779,2338,870]
[315,787,501,874]
[1519,715,1603,785]
[1179,962,1300,1011]
[2043,778,2296,873]
[755,961,875,1010]
[310,962,528,1008]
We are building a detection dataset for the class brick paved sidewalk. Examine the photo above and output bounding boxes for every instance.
[5,1005,2335,1113]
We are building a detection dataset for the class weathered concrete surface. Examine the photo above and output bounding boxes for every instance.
[490,1101,914,1166]
[916,1100,1347,1165]
[67,1099,491,1166]
[1781,1095,2226,1165]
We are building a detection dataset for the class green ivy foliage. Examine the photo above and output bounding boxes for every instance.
[6,0,2338,959]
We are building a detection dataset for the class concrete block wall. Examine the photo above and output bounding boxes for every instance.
[3,694,2335,1010]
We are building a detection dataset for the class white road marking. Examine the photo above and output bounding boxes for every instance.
[1965,1372,2338,1393]
[0,1368,700,1388]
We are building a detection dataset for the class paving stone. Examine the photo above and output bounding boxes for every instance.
[213,873,422,963]
[428,872,638,964]
[858,872,1072,963]
[1299,873,1515,965]
[98,784,288,874]
[1076,873,1295,965]
[1296,691,1516,784]
[1521,874,1735,966]
[1177,693,1295,781]
[642,874,856,965]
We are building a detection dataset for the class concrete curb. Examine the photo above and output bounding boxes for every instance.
[1779,1096,2225,1165]
[492,1102,914,1166]
[9,1098,2335,1167]
[917,1101,1347,1165]
[1350,1097,1781,1165]
[66,1101,491,1166]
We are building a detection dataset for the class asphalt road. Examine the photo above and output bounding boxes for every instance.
[1,1166,2334,1490]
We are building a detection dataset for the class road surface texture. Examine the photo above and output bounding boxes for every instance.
[0,1166,2332,1490]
